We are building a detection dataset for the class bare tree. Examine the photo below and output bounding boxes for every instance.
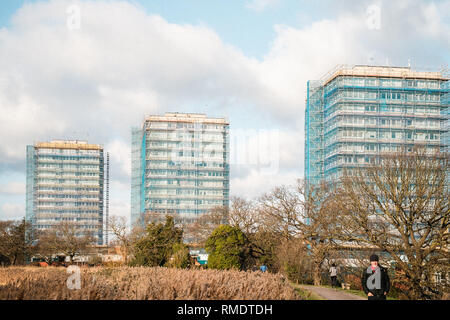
[109,216,133,264]
[337,148,449,299]
[36,221,96,264]
[258,185,301,241]
[184,206,228,246]
[35,229,59,264]
[228,196,259,234]
[257,181,340,285]
[297,180,341,285]
[276,238,311,284]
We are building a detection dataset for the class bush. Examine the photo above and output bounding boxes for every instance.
[276,239,312,284]
[344,274,362,290]
[130,216,183,267]
[206,225,249,270]
[165,243,191,269]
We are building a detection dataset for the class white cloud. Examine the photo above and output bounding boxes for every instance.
[0,0,448,213]
[108,179,131,224]
[105,139,131,179]
[231,168,298,200]
[0,182,26,195]
[246,0,280,12]
[0,203,25,221]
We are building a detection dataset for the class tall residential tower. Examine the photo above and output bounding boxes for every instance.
[26,140,105,244]
[131,113,230,235]
[305,65,449,184]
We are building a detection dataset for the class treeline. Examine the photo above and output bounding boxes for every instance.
[112,148,449,300]
[1,148,448,300]
[0,219,33,265]
[0,219,96,266]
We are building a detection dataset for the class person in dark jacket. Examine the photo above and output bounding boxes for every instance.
[361,254,390,300]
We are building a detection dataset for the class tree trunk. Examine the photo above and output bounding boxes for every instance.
[410,278,426,300]
[313,263,321,286]
[123,247,128,265]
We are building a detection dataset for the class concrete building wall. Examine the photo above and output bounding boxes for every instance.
[131,113,230,236]
[26,140,104,244]
[305,65,449,183]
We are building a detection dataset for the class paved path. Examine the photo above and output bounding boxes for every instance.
[299,285,366,300]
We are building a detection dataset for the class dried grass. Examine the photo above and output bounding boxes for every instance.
[0,267,300,300]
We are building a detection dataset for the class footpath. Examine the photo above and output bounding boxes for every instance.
[299,285,366,300]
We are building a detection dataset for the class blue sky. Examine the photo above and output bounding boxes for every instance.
[0,0,398,59]
[0,0,289,57]
[0,0,449,222]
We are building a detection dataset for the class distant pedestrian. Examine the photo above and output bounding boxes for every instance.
[260,264,267,273]
[361,254,390,300]
[329,263,338,288]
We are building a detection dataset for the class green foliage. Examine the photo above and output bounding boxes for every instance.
[247,230,280,272]
[0,219,34,265]
[166,243,191,269]
[130,216,183,267]
[205,225,249,270]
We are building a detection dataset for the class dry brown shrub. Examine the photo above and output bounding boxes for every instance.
[0,267,300,300]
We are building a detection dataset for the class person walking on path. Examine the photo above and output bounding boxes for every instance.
[361,254,390,300]
[329,263,338,289]
[260,264,267,273]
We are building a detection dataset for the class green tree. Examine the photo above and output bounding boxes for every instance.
[166,243,191,268]
[205,225,249,270]
[0,219,34,265]
[131,215,183,267]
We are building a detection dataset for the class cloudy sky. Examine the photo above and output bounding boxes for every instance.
[0,0,449,222]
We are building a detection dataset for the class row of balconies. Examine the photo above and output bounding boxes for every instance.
[146,182,226,189]
[36,206,101,212]
[35,213,102,219]
[324,109,443,122]
[36,190,100,195]
[324,123,443,135]
[36,181,102,187]
[37,160,101,166]
[36,168,100,173]
[37,197,100,202]
[146,173,226,179]
[146,203,226,210]
[36,172,100,177]
[146,194,225,199]
[145,156,227,162]
[324,145,441,162]
[146,164,227,170]
[146,136,226,143]
[325,135,442,144]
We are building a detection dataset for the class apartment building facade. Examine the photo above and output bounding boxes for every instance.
[131,113,230,232]
[26,140,104,244]
[305,65,449,184]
